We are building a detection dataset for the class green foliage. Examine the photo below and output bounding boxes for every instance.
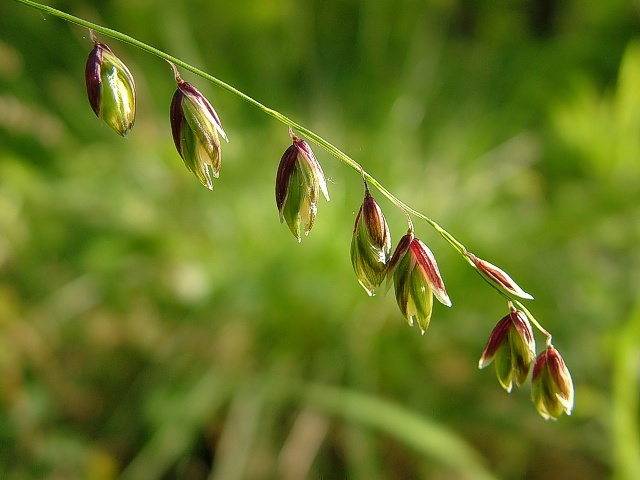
[1,0,639,478]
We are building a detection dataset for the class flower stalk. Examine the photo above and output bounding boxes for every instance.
[13,0,554,339]
[10,0,466,257]
[12,0,571,419]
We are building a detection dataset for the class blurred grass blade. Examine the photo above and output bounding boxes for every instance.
[299,383,499,480]
[612,301,640,480]
[342,425,383,480]
[119,371,230,480]
[616,41,640,136]
[277,409,330,480]
[208,384,267,480]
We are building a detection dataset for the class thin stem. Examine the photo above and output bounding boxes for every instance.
[507,299,550,343]
[12,0,467,255]
[13,0,552,345]
[512,299,553,344]
[167,61,182,83]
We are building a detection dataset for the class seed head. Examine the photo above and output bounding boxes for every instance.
[478,309,536,392]
[532,345,574,420]
[85,39,136,136]
[350,189,391,295]
[386,232,451,334]
[275,128,330,241]
[466,252,533,300]
[170,71,228,190]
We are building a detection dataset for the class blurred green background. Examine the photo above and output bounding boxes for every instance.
[2,0,640,478]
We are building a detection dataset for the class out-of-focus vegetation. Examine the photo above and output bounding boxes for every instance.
[1,0,640,478]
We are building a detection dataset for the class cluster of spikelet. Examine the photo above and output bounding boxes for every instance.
[85,31,573,421]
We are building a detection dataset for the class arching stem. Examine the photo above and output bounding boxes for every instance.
[13,0,551,346]
[12,0,467,255]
